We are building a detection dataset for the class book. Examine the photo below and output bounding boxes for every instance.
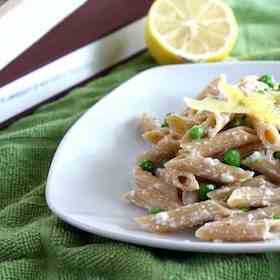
[0,0,87,72]
[0,0,153,124]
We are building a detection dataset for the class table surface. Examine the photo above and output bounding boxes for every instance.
[0,0,152,87]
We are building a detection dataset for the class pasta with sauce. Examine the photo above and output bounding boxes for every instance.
[123,74,280,242]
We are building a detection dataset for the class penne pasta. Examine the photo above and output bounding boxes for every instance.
[243,205,280,220]
[165,153,254,184]
[207,186,234,205]
[140,113,161,132]
[166,114,195,135]
[181,127,258,157]
[197,75,226,100]
[251,117,280,149]
[133,167,179,199]
[135,200,231,233]
[181,76,226,121]
[204,112,232,138]
[191,111,211,125]
[195,219,280,241]
[182,191,200,205]
[219,205,280,223]
[124,188,182,210]
[240,175,276,188]
[137,138,180,164]
[142,128,170,144]
[227,186,280,208]
[207,176,275,204]
[157,168,199,191]
[242,157,280,183]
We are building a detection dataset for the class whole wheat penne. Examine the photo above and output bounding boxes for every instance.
[124,188,182,210]
[195,219,280,241]
[181,127,258,157]
[250,117,280,149]
[157,168,199,191]
[227,186,280,208]
[239,176,277,188]
[242,205,280,220]
[242,157,280,183]
[197,75,226,100]
[135,200,231,233]
[137,138,180,164]
[204,112,232,138]
[165,153,254,184]
[207,187,234,205]
[208,176,277,204]
[181,76,226,122]
[142,128,170,144]
[133,167,179,199]
[166,114,195,135]
[140,113,161,132]
[218,205,280,223]
[182,191,200,205]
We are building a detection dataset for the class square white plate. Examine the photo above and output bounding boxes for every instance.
[46,62,280,253]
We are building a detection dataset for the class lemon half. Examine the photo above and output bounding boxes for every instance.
[146,0,238,64]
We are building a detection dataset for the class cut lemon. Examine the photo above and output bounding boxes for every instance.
[145,0,238,64]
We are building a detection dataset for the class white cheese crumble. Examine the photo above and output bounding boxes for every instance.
[264,188,274,197]
[247,151,264,162]
[221,172,235,183]
[247,213,254,222]
[204,158,220,166]
[130,190,135,196]
[155,212,169,225]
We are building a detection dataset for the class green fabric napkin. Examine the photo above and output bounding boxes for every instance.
[1,1,280,279]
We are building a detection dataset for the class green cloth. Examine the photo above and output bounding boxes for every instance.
[1,1,280,279]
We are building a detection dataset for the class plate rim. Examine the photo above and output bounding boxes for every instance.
[46,61,280,253]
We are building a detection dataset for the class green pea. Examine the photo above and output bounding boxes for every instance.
[198,183,216,201]
[149,208,165,215]
[240,208,250,212]
[161,121,168,128]
[188,126,204,140]
[224,149,241,167]
[273,151,280,160]
[139,160,155,174]
[258,74,274,88]
[273,215,280,220]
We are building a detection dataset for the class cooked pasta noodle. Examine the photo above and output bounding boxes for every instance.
[195,219,280,241]
[181,127,258,157]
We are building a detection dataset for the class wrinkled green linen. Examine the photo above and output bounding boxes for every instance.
[1,1,280,279]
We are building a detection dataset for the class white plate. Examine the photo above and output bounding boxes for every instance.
[46,61,280,253]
